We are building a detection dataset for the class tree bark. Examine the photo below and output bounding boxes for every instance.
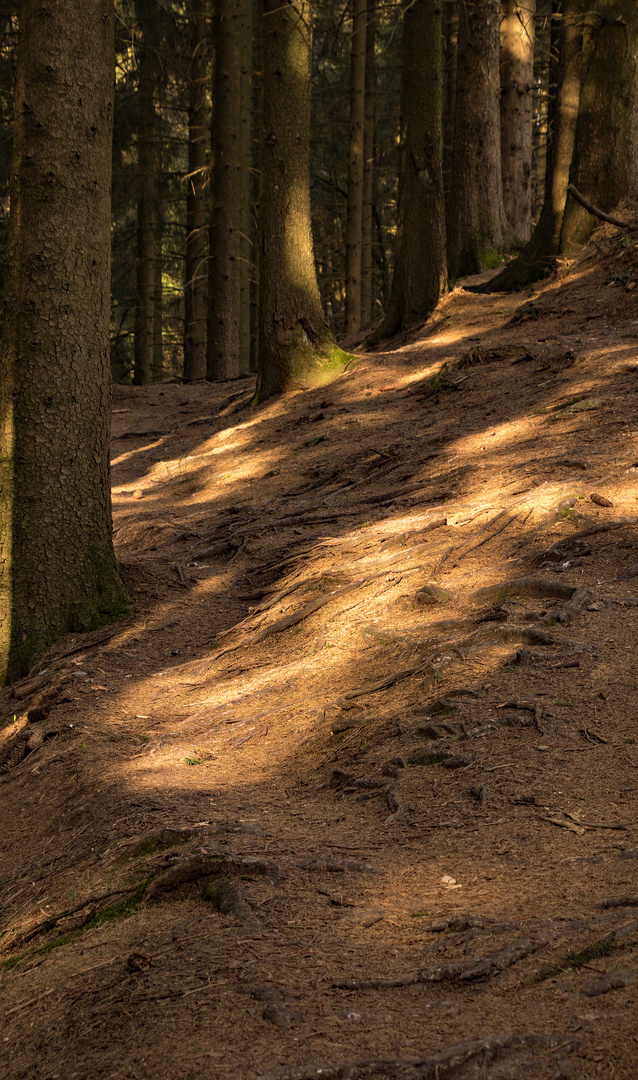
[367,0,447,342]
[208,0,245,381]
[184,0,209,382]
[561,0,638,250]
[447,0,508,278]
[239,0,253,374]
[500,0,536,241]
[0,0,129,683]
[255,0,351,402]
[361,0,376,330]
[133,0,158,386]
[474,0,582,292]
[345,0,366,334]
[443,1,459,219]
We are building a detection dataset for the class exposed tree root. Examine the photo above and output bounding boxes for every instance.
[332,937,546,989]
[201,877,257,923]
[295,858,381,874]
[253,1032,581,1080]
[144,854,285,901]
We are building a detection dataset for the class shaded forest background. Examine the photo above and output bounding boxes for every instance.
[0,0,554,383]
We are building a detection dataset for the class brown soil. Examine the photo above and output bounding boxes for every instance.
[3,226,638,1079]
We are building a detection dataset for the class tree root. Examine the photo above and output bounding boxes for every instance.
[144,853,285,901]
[332,933,546,989]
[201,877,257,923]
[332,937,546,990]
[295,858,381,874]
[253,1032,581,1080]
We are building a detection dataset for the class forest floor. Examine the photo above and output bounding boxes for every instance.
[3,223,638,1080]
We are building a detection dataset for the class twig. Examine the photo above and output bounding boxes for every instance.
[173,563,187,586]
[5,988,55,1016]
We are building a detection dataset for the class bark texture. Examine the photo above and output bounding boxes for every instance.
[500,0,536,240]
[345,0,366,334]
[208,0,245,381]
[447,0,508,278]
[256,0,350,402]
[561,0,638,250]
[361,0,376,329]
[475,0,582,291]
[239,0,254,373]
[133,0,158,386]
[0,0,129,683]
[368,0,447,342]
[184,1,209,382]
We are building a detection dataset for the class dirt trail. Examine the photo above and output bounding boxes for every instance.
[3,228,638,1079]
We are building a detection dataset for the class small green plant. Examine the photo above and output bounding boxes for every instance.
[534,938,616,982]
[184,756,202,766]
[555,699,572,707]
[411,909,431,918]
[609,271,630,287]
[305,436,326,447]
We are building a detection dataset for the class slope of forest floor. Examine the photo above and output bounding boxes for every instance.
[3,224,638,1079]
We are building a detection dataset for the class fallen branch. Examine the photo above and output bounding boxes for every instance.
[253,1034,581,1080]
[333,937,546,989]
[567,184,630,228]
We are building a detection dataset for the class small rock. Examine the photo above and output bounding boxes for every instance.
[620,848,638,859]
[382,762,400,778]
[263,1003,304,1031]
[132,489,144,500]
[625,280,637,292]
[416,724,444,739]
[414,584,454,606]
[581,969,637,997]
[442,755,471,769]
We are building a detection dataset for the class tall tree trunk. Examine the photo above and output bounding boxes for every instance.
[133,0,157,386]
[239,0,253,374]
[447,0,508,278]
[345,0,366,334]
[367,0,447,342]
[184,1,209,382]
[475,0,582,291]
[561,0,638,250]
[153,236,163,382]
[361,0,376,330]
[443,1,459,218]
[208,0,245,381]
[0,0,129,683]
[500,0,536,241]
[255,0,351,403]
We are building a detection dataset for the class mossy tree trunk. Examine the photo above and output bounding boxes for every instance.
[0,0,129,684]
[447,0,508,278]
[255,0,351,402]
[561,0,638,251]
[475,0,582,292]
[500,0,536,241]
[368,0,447,342]
[345,0,366,334]
[184,0,209,382]
[208,0,247,381]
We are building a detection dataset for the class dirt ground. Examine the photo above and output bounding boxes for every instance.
[3,225,638,1080]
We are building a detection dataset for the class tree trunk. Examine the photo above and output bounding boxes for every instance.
[255,0,351,402]
[239,0,253,374]
[500,0,536,241]
[361,0,376,330]
[0,0,129,683]
[475,0,582,292]
[367,0,447,342]
[153,236,163,382]
[133,0,157,386]
[443,1,459,218]
[447,0,508,278]
[208,0,245,381]
[345,0,366,334]
[184,1,209,382]
[561,0,638,251]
